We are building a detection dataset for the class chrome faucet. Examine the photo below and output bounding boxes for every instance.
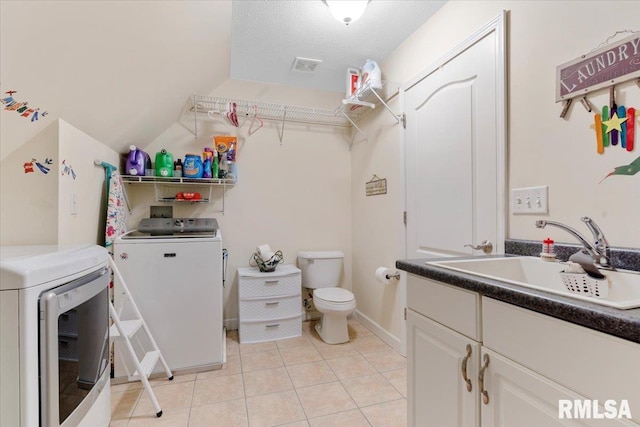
[535,217,612,268]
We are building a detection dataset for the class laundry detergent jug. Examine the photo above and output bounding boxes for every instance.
[125,145,151,176]
[183,154,204,178]
[155,149,174,177]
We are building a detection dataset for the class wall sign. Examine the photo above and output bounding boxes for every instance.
[365,175,387,196]
[556,33,640,102]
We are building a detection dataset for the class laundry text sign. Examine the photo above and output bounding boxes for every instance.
[556,33,640,101]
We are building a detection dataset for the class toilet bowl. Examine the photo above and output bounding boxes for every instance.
[298,250,356,344]
[313,287,356,344]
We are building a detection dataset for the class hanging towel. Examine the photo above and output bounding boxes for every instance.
[105,170,128,250]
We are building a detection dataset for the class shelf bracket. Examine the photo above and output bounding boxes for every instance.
[278,107,287,145]
[193,95,199,139]
[340,110,367,150]
[368,88,401,124]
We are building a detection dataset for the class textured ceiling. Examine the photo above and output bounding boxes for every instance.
[1,1,445,159]
[230,0,446,93]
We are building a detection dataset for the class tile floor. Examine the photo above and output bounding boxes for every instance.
[110,319,407,427]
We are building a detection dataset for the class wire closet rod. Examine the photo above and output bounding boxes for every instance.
[192,95,353,128]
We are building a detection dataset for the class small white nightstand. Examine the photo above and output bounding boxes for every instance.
[237,264,302,343]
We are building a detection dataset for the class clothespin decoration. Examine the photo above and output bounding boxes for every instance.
[610,86,619,146]
[580,96,594,113]
[559,98,573,119]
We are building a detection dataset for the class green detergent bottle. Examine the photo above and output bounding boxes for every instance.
[155,149,174,177]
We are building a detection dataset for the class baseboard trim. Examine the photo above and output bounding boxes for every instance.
[224,318,238,330]
[354,309,402,354]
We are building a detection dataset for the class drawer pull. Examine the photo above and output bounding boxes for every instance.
[265,323,280,328]
[264,280,279,284]
[478,353,490,404]
[265,302,280,306]
[461,344,472,392]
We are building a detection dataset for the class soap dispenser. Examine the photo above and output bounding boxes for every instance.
[540,237,556,261]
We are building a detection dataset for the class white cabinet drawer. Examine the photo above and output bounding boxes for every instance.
[239,295,300,321]
[407,274,481,341]
[239,315,301,343]
[238,265,301,298]
[483,297,640,424]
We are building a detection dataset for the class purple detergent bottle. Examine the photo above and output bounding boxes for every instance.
[125,145,151,176]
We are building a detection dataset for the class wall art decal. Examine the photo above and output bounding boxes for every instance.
[1,91,48,122]
[600,156,640,182]
[61,160,76,180]
[23,158,53,175]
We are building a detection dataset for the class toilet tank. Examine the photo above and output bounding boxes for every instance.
[297,251,344,289]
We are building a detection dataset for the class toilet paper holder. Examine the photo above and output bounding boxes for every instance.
[385,271,401,280]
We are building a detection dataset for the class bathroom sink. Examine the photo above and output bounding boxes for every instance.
[426,256,640,309]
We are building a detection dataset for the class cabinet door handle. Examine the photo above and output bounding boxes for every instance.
[478,353,490,404]
[265,323,280,328]
[461,344,473,392]
[264,280,279,284]
[265,301,280,306]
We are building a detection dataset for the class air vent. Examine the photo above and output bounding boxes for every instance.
[291,57,323,73]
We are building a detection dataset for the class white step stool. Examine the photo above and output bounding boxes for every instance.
[109,257,173,417]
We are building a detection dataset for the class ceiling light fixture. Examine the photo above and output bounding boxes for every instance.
[324,1,370,26]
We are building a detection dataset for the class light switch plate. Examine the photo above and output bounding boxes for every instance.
[70,193,78,215]
[512,186,548,214]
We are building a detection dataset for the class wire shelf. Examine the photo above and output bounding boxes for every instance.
[193,96,352,128]
[121,175,236,185]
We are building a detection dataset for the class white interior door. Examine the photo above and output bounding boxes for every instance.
[404,13,506,259]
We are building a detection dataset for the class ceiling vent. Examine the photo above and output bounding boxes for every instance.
[291,57,322,73]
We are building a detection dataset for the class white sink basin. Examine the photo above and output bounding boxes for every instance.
[426,256,640,310]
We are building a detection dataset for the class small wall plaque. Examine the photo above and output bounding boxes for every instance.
[365,175,387,196]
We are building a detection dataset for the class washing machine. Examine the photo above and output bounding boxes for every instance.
[113,218,224,378]
[0,244,111,427]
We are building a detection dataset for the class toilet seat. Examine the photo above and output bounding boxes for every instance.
[314,287,354,304]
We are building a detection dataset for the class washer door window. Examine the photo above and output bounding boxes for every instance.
[39,267,110,427]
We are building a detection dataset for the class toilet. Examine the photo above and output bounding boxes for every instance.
[298,251,356,344]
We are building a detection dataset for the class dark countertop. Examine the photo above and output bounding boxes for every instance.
[397,255,640,345]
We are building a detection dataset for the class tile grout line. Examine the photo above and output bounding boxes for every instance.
[277,333,313,425]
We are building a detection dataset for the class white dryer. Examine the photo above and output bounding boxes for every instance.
[0,245,111,427]
[113,218,224,378]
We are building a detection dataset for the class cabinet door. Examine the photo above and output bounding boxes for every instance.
[480,348,637,427]
[407,309,480,427]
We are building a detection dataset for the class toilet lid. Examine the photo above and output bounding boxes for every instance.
[314,287,354,303]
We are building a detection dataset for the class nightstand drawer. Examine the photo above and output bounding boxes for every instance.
[238,265,301,298]
[239,314,302,343]
[239,295,300,321]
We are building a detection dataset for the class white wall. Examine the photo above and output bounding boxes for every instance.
[0,121,59,245]
[0,119,120,246]
[352,1,640,348]
[134,79,352,327]
[58,120,121,245]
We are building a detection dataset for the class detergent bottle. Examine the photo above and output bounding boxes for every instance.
[202,148,213,178]
[155,149,174,177]
[183,154,204,178]
[361,59,382,89]
[125,145,151,176]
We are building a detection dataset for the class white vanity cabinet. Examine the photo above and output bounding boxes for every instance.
[407,274,482,426]
[407,310,480,426]
[407,274,640,427]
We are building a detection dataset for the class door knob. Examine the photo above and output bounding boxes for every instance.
[464,240,493,254]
